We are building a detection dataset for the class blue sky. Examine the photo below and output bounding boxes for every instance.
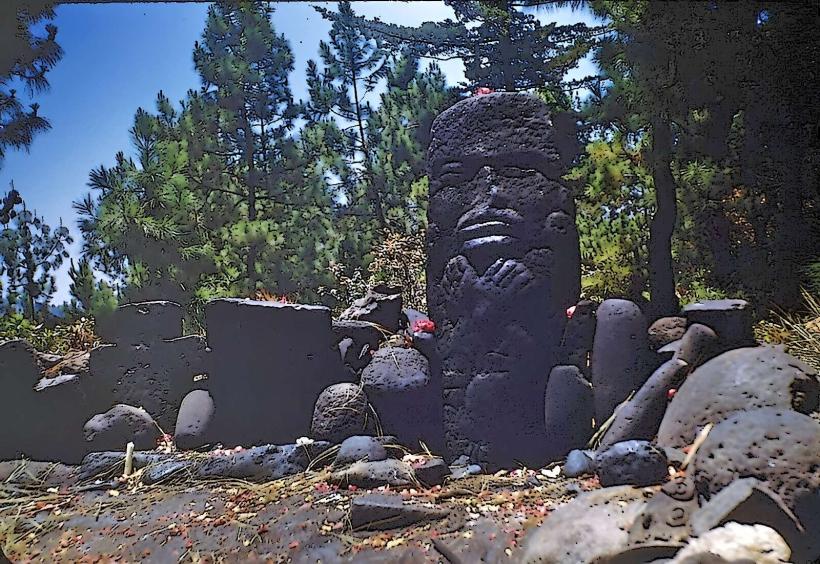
[0,1,600,304]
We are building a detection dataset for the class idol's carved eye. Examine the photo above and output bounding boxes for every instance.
[437,161,465,185]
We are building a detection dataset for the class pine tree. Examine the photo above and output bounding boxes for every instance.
[192,1,299,294]
[0,187,72,319]
[348,0,601,99]
[0,2,63,167]
[308,1,392,231]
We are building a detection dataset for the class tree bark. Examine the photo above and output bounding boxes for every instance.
[648,115,680,318]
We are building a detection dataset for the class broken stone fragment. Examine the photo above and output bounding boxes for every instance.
[521,486,649,564]
[339,285,403,333]
[412,457,450,487]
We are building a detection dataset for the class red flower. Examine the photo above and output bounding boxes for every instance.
[412,319,436,334]
[667,388,677,400]
[566,305,576,319]
[475,87,495,96]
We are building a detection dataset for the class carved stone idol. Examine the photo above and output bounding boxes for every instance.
[426,92,581,469]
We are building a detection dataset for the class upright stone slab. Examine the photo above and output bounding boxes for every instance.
[89,335,209,431]
[590,299,652,425]
[426,92,580,469]
[682,299,755,352]
[96,301,183,346]
[206,299,346,447]
[556,300,597,377]
[0,340,44,460]
[543,365,594,461]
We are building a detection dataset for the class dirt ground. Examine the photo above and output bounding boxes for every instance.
[0,460,600,563]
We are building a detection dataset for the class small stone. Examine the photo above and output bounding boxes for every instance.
[334,436,387,466]
[563,449,596,478]
[330,458,415,489]
[595,440,668,487]
[349,493,448,531]
[174,390,214,450]
[412,457,450,487]
[450,463,482,480]
[544,365,594,461]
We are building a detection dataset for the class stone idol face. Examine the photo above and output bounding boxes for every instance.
[426,92,581,469]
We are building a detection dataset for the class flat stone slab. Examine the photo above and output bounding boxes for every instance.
[349,493,449,531]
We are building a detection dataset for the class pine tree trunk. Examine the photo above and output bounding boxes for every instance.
[242,114,258,292]
[648,115,680,318]
[350,61,387,229]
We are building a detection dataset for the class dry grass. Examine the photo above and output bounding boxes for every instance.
[756,288,820,371]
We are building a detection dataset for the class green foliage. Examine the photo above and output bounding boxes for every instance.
[0,312,98,354]
[568,132,652,303]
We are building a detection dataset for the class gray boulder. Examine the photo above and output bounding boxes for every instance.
[693,407,820,509]
[596,440,668,487]
[311,383,372,444]
[521,486,648,564]
[361,346,444,454]
[83,404,161,451]
[657,346,819,448]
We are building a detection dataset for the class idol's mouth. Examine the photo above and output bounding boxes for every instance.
[457,209,523,241]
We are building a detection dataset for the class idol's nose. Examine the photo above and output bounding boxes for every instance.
[478,166,510,208]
